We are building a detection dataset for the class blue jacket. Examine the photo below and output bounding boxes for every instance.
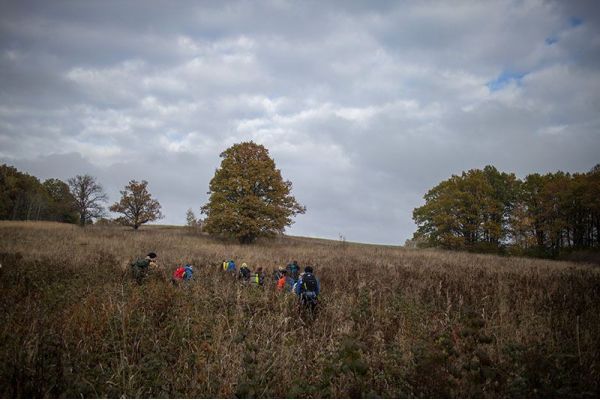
[294,273,320,296]
[227,260,236,272]
[281,276,294,292]
[287,276,296,291]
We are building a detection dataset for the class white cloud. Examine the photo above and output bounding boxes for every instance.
[539,125,568,136]
[1,0,599,244]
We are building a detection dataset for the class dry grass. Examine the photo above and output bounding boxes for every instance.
[0,221,599,398]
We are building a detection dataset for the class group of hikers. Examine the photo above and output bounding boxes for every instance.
[223,259,321,311]
[130,253,321,312]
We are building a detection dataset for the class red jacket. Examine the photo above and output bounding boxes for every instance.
[173,267,185,280]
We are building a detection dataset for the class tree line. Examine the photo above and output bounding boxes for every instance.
[0,164,78,223]
[0,164,163,229]
[0,141,305,242]
[412,164,600,257]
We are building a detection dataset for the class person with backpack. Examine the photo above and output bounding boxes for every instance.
[172,264,194,285]
[131,252,158,285]
[276,268,293,292]
[286,260,300,281]
[227,259,236,274]
[172,264,186,284]
[294,266,320,311]
[238,262,251,281]
[183,264,193,281]
[250,267,265,286]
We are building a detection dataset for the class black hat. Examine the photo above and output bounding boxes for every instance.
[304,266,313,273]
[147,252,157,259]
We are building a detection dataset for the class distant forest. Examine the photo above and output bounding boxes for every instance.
[412,164,600,258]
[0,164,78,223]
[3,162,599,260]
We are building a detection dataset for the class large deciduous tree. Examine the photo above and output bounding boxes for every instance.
[413,166,519,252]
[110,180,163,229]
[68,174,108,226]
[42,178,78,223]
[201,141,306,243]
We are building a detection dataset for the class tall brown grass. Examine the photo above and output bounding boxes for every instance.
[0,221,598,397]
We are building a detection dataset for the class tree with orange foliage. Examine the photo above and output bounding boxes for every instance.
[202,142,306,244]
[110,180,163,229]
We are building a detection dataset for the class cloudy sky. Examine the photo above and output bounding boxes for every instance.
[1,1,599,244]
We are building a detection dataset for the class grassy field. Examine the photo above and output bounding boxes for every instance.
[1,221,599,398]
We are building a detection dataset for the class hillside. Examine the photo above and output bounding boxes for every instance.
[1,221,599,397]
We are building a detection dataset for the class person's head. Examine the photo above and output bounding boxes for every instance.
[242,262,247,268]
[257,267,263,272]
[304,266,313,274]
[147,252,157,260]
[293,260,298,265]
[279,268,287,275]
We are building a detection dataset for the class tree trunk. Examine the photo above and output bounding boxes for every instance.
[26,197,33,220]
[239,234,255,244]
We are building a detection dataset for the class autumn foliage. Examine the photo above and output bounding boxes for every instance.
[413,165,600,257]
[202,142,306,243]
[0,164,79,223]
[110,180,163,229]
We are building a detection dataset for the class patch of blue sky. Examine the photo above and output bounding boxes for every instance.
[166,131,186,142]
[486,70,527,92]
[570,17,583,28]
[544,16,583,48]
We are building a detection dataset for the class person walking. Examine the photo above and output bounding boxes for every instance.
[276,268,293,292]
[239,262,251,281]
[286,260,300,281]
[250,267,264,286]
[131,252,159,284]
[294,266,320,312]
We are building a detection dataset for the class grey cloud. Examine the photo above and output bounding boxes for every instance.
[1,0,599,244]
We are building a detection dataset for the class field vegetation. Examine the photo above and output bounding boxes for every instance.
[1,221,599,397]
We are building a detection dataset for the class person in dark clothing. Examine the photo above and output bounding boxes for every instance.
[286,260,300,281]
[294,266,320,312]
[131,252,158,284]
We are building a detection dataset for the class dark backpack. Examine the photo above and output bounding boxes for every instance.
[131,259,150,284]
[302,273,318,293]
[239,266,250,280]
[132,259,150,269]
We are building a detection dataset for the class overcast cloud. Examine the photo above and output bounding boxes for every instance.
[1,0,599,244]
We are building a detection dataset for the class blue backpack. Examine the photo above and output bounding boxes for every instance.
[183,265,193,281]
[228,260,236,272]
